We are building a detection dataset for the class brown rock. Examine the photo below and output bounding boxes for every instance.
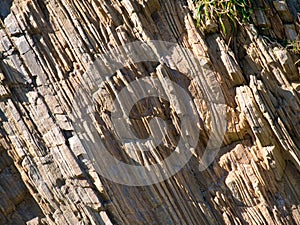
[0,0,299,224]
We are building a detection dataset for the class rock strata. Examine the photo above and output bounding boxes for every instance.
[0,0,299,224]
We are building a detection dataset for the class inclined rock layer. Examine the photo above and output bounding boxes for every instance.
[0,0,299,224]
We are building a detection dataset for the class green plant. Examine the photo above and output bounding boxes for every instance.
[287,39,300,65]
[195,0,253,34]
[287,39,300,55]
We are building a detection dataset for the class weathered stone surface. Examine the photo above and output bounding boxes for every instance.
[0,0,299,224]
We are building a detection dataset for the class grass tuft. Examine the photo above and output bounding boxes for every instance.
[194,0,253,34]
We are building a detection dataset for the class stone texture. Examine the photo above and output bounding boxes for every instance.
[0,0,299,224]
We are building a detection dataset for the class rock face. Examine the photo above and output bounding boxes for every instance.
[0,0,300,224]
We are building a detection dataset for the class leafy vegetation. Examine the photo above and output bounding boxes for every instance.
[287,39,300,55]
[194,0,253,34]
[287,38,300,64]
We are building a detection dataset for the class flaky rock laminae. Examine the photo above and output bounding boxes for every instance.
[0,0,300,224]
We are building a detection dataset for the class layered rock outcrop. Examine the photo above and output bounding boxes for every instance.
[0,0,299,224]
